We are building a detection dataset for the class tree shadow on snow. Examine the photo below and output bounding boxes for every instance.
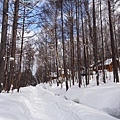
[103,108,120,119]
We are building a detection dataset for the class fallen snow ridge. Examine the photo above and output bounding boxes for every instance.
[0,85,119,120]
[65,83,120,119]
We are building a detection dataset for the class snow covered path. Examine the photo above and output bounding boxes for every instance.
[36,86,119,120]
[0,85,119,120]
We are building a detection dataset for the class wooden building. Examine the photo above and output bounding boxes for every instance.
[98,58,119,72]
[90,58,119,72]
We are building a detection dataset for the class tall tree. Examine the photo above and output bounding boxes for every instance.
[81,1,88,86]
[69,2,74,86]
[100,0,105,83]
[60,0,68,91]
[9,0,20,91]
[76,0,81,87]
[54,2,59,86]
[107,0,119,82]
[92,0,99,85]
[0,0,9,90]
[17,5,26,92]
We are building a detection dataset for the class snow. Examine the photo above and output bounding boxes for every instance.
[65,83,120,115]
[48,71,120,119]
[0,70,120,120]
[0,81,120,120]
[104,58,113,65]
[9,57,14,61]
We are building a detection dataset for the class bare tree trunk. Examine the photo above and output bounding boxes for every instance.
[17,5,25,92]
[107,0,119,82]
[84,0,93,44]
[76,0,81,87]
[70,16,75,85]
[0,0,9,89]
[61,0,68,91]
[84,0,92,85]
[85,19,89,85]
[113,9,120,72]
[92,0,99,85]
[54,3,59,86]
[45,35,48,83]
[81,2,88,86]
[67,41,71,87]
[100,0,106,83]
[9,0,20,91]
[4,43,10,92]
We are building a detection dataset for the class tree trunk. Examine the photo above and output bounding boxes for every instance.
[92,0,99,85]
[81,2,88,86]
[61,0,68,91]
[17,5,25,92]
[76,0,81,87]
[100,0,106,83]
[55,3,59,86]
[9,0,20,91]
[0,0,9,88]
[70,16,74,85]
[4,43,10,92]
[107,0,119,82]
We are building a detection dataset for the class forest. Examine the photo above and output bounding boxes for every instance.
[0,0,120,92]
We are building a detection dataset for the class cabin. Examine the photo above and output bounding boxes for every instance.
[98,58,119,72]
[90,58,119,72]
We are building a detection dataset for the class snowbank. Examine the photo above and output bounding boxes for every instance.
[36,85,119,120]
[65,83,120,119]
[0,85,119,120]
[0,86,52,120]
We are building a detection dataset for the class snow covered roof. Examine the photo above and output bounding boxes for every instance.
[104,58,113,65]
[90,58,118,67]
[104,58,119,65]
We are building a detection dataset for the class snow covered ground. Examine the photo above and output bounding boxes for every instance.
[45,71,120,119]
[0,82,120,120]
[0,71,120,120]
[65,83,120,119]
